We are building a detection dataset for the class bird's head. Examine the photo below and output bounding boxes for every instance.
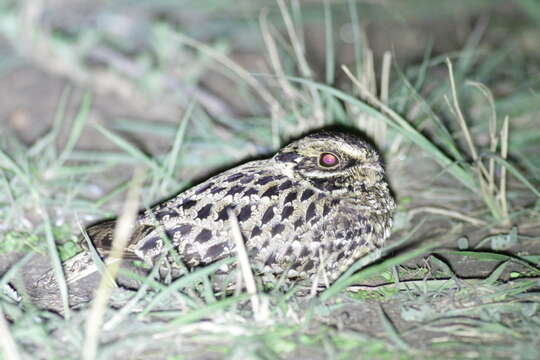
[274,131,386,195]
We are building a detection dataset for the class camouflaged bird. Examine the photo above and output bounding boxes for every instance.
[36,131,395,290]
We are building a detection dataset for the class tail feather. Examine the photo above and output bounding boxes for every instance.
[83,219,116,252]
[34,219,151,291]
[84,219,150,260]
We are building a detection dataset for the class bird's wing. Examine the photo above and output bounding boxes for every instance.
[90,160,290,267]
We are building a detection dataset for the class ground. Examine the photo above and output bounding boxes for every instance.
[0,1,539,359]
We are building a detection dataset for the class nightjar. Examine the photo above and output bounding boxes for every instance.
[37,131,395,289]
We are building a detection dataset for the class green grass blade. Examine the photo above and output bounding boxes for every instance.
[320,240,440,301]
[483,261,510,285]
[55,92,92,168]
[162,101,194,191]
[487,154,540,198]
[434,250,540,275]
[379,305,411,351]
[93,123,163,174]
[140,257,236,316]
[167,294,250,327]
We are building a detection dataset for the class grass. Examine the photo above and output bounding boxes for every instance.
[0,1,539,359]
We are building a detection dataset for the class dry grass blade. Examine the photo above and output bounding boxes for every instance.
[259,9,304,144]
[228,210,269,323]
[348,48,390,148]
[467,81,498,193]
[309,248,331,298]
[380,52,392,105]
[409,206,486,226]
[379,51,392,146]
[499,116,509,221]
[276,0,312,79]
[445,59,515,223]
[260,10,299,103]
[82,168,144,360]
[446,59,480,162]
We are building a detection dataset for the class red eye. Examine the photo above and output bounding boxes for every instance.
[319,153,339,167]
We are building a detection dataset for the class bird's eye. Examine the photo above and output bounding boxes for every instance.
[319,152,339,168]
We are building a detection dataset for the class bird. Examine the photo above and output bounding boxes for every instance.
[36,130,395,290]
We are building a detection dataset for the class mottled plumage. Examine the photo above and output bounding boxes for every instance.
[37,131,395,289]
